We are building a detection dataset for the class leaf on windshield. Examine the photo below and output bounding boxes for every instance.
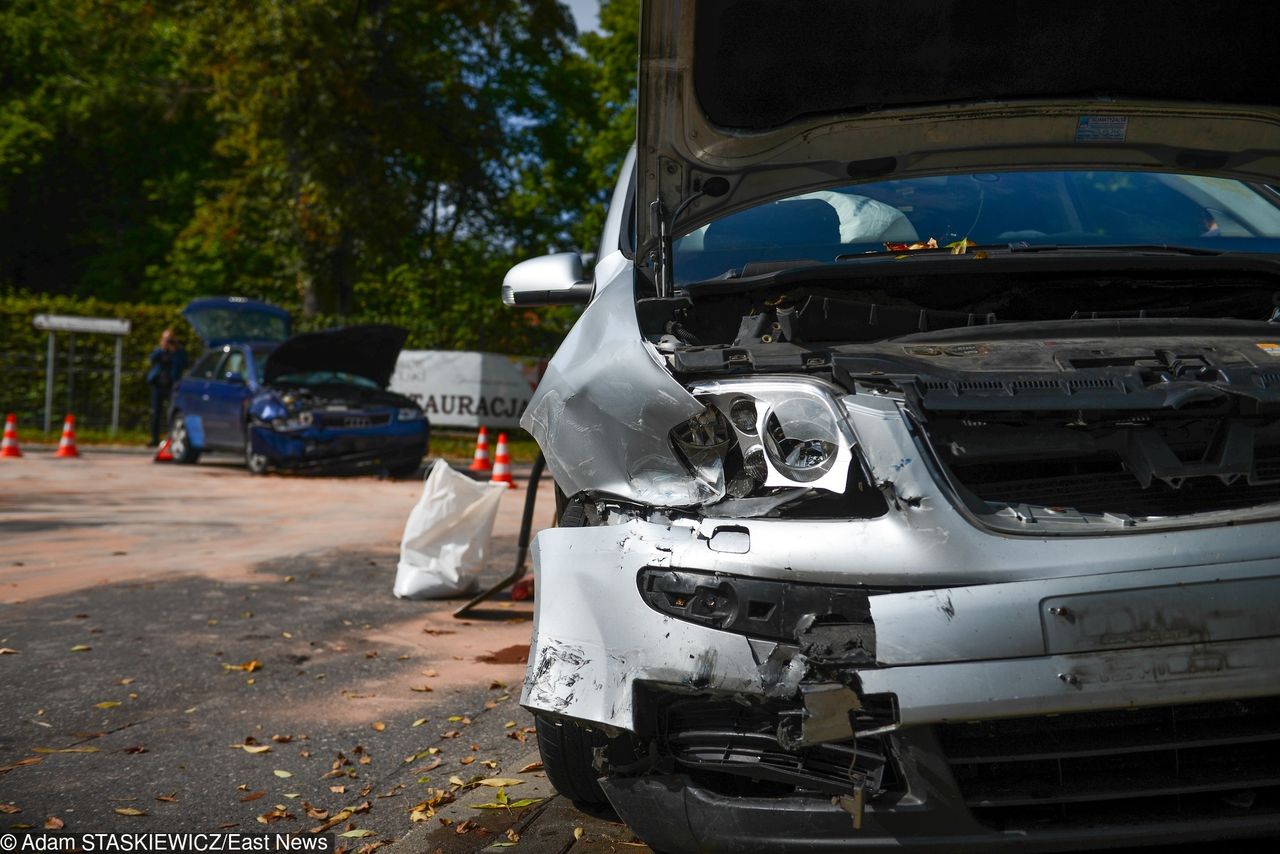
[884,238,938,252]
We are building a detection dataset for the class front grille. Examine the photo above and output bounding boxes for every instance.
[941,696,1280,830]
[972,468,1280,517]
[314,411,391,429]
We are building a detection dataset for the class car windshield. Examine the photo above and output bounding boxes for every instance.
[273,370,379,389]
[250,346,275,383]
[674,171,1280,283]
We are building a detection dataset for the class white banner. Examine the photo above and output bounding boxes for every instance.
[389,351,542,430]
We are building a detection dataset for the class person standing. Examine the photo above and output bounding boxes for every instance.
[146,329,188,446]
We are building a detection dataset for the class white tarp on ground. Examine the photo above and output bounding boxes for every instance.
[393,459,508,599]
[390,350,540,430]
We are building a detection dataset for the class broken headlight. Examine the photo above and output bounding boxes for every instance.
[671,378,857,498]
[271,411,313,431]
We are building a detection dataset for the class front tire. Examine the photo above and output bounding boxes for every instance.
[536,716,610,806]
[244,425,269,475]
[169,412,200,464]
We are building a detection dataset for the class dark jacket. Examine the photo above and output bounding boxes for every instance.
[146,346,188,389]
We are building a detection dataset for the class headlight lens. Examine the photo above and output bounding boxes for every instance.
[271,411,313,431]
[397,407,424,422]
[762,396,839,482]
[670,405,734,489]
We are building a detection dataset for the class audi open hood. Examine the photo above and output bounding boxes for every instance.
[263,325,408,388]
[636,0,1280,280]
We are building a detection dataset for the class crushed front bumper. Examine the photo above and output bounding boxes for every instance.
[249,423,427,473]
[522,517,1280,851]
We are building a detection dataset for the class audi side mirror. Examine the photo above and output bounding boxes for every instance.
[501,252,592,306]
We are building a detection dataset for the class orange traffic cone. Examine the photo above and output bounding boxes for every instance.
[53,414,80,458]
[468,426,492,472]
[153,436,174,462]
[1,413,22,458]
[490,433,516,489]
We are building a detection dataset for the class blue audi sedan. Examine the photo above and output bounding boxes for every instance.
[169,297,429,476]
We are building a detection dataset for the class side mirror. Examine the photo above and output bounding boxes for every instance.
[224,371,246,385]
[502,252,592,306]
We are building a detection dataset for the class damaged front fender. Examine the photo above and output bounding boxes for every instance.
[521,272,718,507]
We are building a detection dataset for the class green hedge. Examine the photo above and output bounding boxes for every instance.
[0,293,189,432]
[1,291,571,434]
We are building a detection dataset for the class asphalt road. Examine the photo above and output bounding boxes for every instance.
[0,450,650,852]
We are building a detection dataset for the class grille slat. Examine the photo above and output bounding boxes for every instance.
[942,697,1280,829]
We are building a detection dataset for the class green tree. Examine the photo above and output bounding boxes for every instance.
[0,0,213,302]
[161,0,582,318]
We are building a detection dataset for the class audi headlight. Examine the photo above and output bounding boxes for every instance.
[672,378,856,498]
[397,407,424,422]
[271,411,313,431]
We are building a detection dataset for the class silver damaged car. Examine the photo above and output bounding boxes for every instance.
[502,1,1280,850]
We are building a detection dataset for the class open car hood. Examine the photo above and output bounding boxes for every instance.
[637,0,1280,284]
[263,325,408,389]
[182,297,291,347]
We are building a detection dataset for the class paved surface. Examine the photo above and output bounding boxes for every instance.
[0,452,651,852]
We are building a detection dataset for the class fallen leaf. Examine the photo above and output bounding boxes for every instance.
[441,731,460,739]
[184,707,197,714]
[302,803,328,820]
[574,827,584,840]
[44,816,65,829]
[223,659,262,673]
[338,830,373,839]
[329,786,346,794]
[114,808,146,817]
[421,629,455,636]
[371,722,385,732]
[411,719,427,728]
[118,678,135,685]
[517,761,543,773]
[422,669,439,678]
[240,791,267,803]
[0,756,43,773]
[33,747,99,754]
[459,756,475,766]
[476,778,523,788]
[473,797,542,810]
[307,801,370,834]
[489,681,506,690]
[409,685,433,693]
[271,735,293,744]
[454,819,476,834]
[122,745,147,754]
[503,721,516,729]
[69,645,91,653]
[155,794,178,803]
[256,807,293,824]
[0,648,19,655]
[94,701,122,710]
[0,804,20,814]
[448,776,465,788]
[273,770,293,778]
[233,744,271,754]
